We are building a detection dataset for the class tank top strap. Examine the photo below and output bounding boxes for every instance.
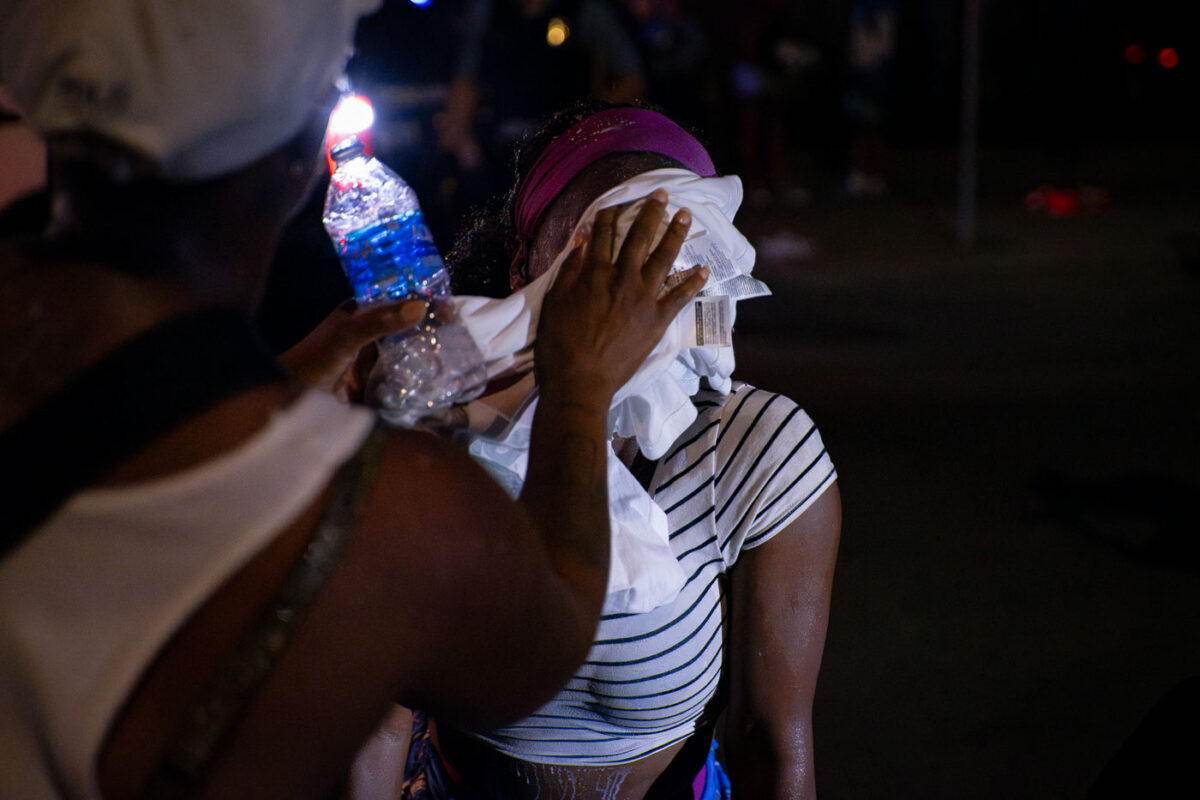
[140,423,388,800]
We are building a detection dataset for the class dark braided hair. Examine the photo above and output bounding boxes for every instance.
[446,99,709,297]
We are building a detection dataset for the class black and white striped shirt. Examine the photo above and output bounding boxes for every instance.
[473,382,837,765]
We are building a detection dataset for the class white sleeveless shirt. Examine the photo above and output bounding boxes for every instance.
[0,390,374,799]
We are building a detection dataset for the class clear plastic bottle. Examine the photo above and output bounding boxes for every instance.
[323,136,486,424]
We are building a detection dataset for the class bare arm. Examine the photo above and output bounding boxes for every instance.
[724,483,842,800]
[504,196,707,703]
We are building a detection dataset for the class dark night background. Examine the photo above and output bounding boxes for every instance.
[326,3,1200,797]
[333,4,1200,799]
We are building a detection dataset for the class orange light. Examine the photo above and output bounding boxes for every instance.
[1124,44,1145,65]
[546,17,569,47]
[1158,47,1179,69]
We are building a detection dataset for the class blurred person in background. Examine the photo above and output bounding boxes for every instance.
[619,0,710,131]
[0,2,705,798]
[841,0,897,199]
[725,2,826,211]
[434,0,646,206]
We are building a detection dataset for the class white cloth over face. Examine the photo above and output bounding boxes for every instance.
[466,391,684,616]
[451,168,767,614]
[0,0,381,180]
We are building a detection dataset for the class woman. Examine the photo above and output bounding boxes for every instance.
[426,104,842,800]
[0,4,705,797]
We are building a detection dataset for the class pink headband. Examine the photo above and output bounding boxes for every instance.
[513,107,717,239]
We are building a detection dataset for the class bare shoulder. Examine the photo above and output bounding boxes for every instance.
[340,425,551,655]
[734,481,841,606]
[357,426,538,576]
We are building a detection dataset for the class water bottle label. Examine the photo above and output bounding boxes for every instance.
[337,210,448,303]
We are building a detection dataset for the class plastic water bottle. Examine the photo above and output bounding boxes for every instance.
[323,136,487,424]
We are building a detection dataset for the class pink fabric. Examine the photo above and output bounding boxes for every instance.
[513,108,717,238]
[692,762,709,799]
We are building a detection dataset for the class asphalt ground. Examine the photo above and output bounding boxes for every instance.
[729,143,1200,799]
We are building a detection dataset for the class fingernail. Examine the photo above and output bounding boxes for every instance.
[650,188,668,203]
[697,266,709,281]
[676,208,692,225]
[400,300,429,323]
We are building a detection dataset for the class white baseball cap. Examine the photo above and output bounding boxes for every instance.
[0,0,381,180]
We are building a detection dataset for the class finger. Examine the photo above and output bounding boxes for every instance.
[344,300,427,347]
[550,238,588,296]
[642,207,692,288]
[656,265,709,322]
[587,206,619,273]
[613,189,668,276]
[278,299,424,390]
[341,341,380,403]
[314,300,426,377]
[537,240,587,345]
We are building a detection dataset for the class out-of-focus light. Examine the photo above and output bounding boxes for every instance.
[328,94,375,138]
[410,0,431,6]
[325,93,375,173]
[1158,47,1179,69]
[1124,44,1145,65]
[547,17,569,47]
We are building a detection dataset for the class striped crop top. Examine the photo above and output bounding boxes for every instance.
[471,382,837,765]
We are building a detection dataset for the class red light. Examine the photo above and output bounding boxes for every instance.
[1124,44,1145,65]
[1158,47,1179,69]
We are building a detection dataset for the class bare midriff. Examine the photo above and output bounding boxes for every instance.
[438,728,692,800]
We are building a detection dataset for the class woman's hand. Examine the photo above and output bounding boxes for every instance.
[278,299,427,402]
[535,189,707,409]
